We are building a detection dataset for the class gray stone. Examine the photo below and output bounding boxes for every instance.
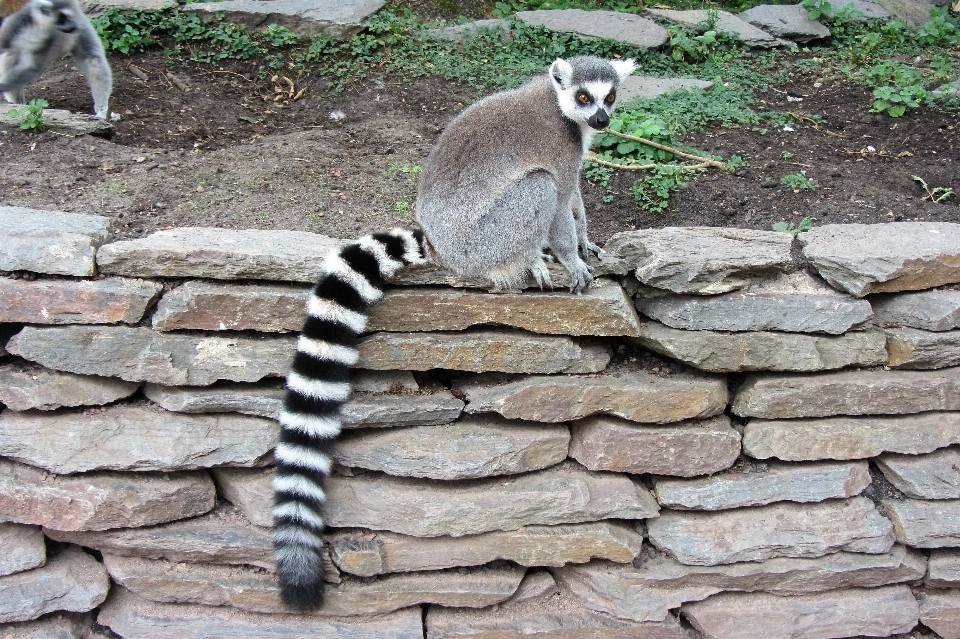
[332,416,571,479]
[426,19,510,44]
[648,497,894,565]
[329,522,642,576]
[732,367,960,418]
[516,9,669,49]
[653,460,872,510]
[871,289,960,331]
[210,467,275,528]
[927,549,960,588]
[799,223,960,296]
[0,459,215,531]
[0,207,111,276]
[0,276,162,324]
[569,415,741,477]
[80,0,176,14]
[0,547,109,623]
[45,505,275,569]
[460,369,727,424]
[0,364,139,411]
[143,379,465,428]
[619,77,714,103]
[0,405,276,473]
[635,272,874,334]
[876,447,960,499]
[0,612,92,639]
[507,570,559,605]
[369,278,642,337]
[834,0,893,21]
[0,108,113,137]
[885,327,960,369]
[738,4,832,42]
[96,227,344,282]
[555,545,925,622]
[6,326,293,385]
[744,412,960,461]
[327,461,659,537]
[629,322,887,373]
[98,587,424,639]
[357,330,612,374]
[644,8,783,47]
[151,281,309,332]
[681,586,918,639]
[605,227,793,295]
[918,589,960,639]
[0,523,45,576]
[184,0,385,39]
[104,554,523,616]
[882,498,960,548]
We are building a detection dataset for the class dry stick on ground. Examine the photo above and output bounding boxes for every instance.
[586,128,728,172]
[786,111,845,137]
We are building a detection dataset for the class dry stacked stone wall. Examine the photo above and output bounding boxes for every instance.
[2,206,960,638]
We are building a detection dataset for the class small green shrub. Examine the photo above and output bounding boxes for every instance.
[6,99,49,132]
[780,173,816,190]
[772,217,814,237]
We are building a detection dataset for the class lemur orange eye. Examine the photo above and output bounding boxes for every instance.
[605,93,616,103]
[576,92,590,104]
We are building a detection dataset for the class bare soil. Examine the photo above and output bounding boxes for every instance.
[1,50,958,244]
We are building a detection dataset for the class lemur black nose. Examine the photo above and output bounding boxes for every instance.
[587,110,609,130]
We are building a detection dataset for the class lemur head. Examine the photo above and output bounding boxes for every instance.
[31,0,76,33]
[549,56,636,131]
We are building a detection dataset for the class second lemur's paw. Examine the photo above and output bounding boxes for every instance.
[567,261,593,295]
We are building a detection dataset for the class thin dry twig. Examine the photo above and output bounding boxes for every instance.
[599,127,728,170]
[586,154,714,172]
[786,111,845,137]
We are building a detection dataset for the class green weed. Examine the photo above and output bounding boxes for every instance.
[780,173,816,190]
[6,99,49,132]
[772,217,814,237]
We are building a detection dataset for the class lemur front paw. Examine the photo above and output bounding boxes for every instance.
[567,260,593,294]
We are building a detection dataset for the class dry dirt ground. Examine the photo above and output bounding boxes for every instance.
[1,49,958,243]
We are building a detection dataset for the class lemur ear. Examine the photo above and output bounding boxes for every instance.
[610,58,637,83]
[549,58,574,90]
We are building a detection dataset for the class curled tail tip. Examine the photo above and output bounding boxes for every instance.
[279,578,325,611]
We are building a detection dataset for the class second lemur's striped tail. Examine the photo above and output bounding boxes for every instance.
[273,228,429,610]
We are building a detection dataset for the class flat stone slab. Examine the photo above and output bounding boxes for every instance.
[744,412,960,461]
[328,522,642,576]
[0,404,276,473]
[732,367,960,418]
[569,415,741,477]
[0,459,214,531]
[885,327,960,369]
[619,76,714,103]
[629,322,886,373]
[606,227,793,295]
[738,4,832,42]
[0,364,139,411]
[0,523,45,577]
[645,8,783,47]
[919,589,960,639]
[98,587,424,639]
[184,0,385,38]
[357,330,611,374]
[210,467,274,528]
[0,276,161,324]
[871,289,960,331]
[0,547,109,623]
[425,19,510,44]
[635,271,874,334]
[96,227,344,282]
[143,379,465,429]
[516,9,669,49]
[681,586,918,639]
[555,545,924,623]
[105,554,523,616]
[0,207,111,276]
[80,0,177,14]
[928,549,960,588]
[460,369,727,424]
[370,279,642,337]
[647,497,894,565]
[836,0,893,21]
[882,498,960,548]
[876,447,960,499]
[45,505,275,569]
[799,223,960,296]
[0,108,114,137]
[327,461,659,537]
[0,611,92,639]
[332,416,571,479]
[6,326,292,385]
[652,460,871,510]
[151,281,309,332]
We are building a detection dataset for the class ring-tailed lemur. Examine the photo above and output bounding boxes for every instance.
[0,0,112,119]
[273,55,636,610]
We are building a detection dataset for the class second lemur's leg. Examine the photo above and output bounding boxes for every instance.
[572,184,603,257]
[548,191,593,294]
[72,26,111,119]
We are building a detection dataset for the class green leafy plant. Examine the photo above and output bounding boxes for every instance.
[772,217,814,237]
[388,163,423,174]
[780,173,816,190]
[394,201,412,214]
[262,24,302,48]
[871,84,929,117]
[6,99,49,132]
[911,175,956,203]
[633,165,689,213]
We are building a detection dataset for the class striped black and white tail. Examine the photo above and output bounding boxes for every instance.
[273,227,429,610]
